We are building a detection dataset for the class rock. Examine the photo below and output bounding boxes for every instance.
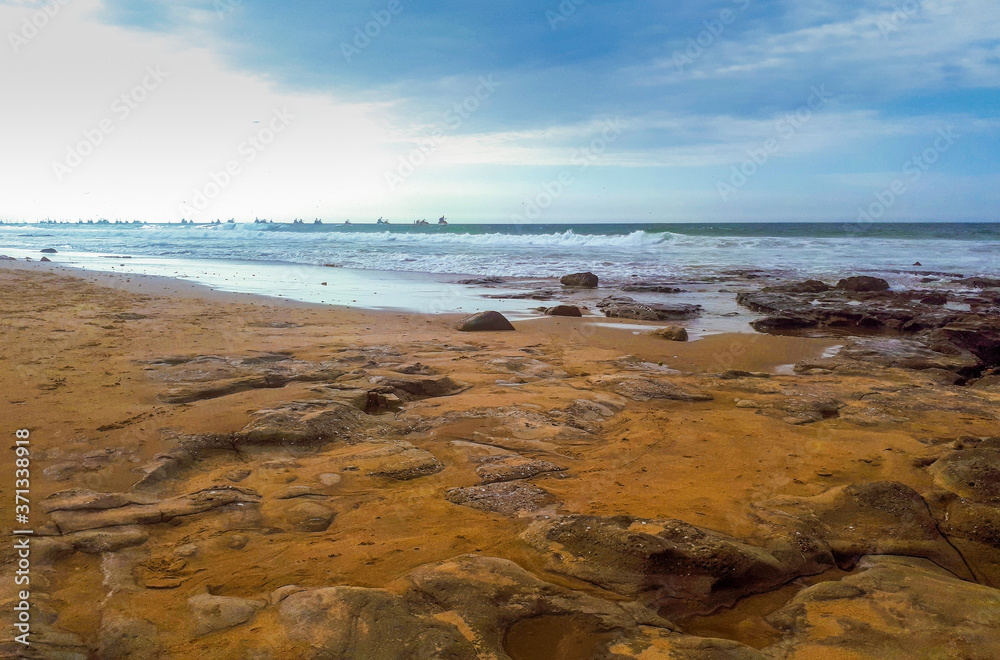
[650,326,688,341]
[445,481,556,515]
[928,447,1000,503]
[783,279,831,293]
[597,375,712,402]
[279,586,478,659]
[763,482,972,579]
[456,310,515,331]
[457,276,505,285]
[96,617,161,660]
[285,501,336,532]
[318,473,341,486]
[836,275,890,292]
[40,256,51,262]
[956,276,1000,288]
[766,556,1000,659]
[401,555,675,653]
[921,293,948,305]
[598,296,702,321]
[522,515,832,617]
[544,304,583,317]
[560,271,599,288]
[41,248,58,253]
[70,527,150,554]
[238,401,374,446]
[475,454,565,484]
[620,284,684,293]
[187,593,265,637]
[375,374,469,398]
[270,585,306,605]
[43,486,260,533]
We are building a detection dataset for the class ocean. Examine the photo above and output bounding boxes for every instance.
[2,222,998,318]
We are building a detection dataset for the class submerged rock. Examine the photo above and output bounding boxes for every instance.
[456,310,515,331]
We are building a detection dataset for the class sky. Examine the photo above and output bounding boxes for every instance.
[1,0,998,223]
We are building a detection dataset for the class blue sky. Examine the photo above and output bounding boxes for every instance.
[1,0,998,222]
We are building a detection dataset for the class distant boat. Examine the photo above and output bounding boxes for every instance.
[438,216,448,225]
[376,217,389,225]
[314,219,322,224]
[414,219,429,225]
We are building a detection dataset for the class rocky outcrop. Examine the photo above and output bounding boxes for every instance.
[598,296,702,321]
[766,556,1000,659]
[41,486,260,533]
[738,281,1000,377]
[522,515,833,616]
[761,482,973,579]
[456,310,515,331]
[560,271,599,288]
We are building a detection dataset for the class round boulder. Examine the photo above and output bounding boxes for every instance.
[40,248,58,254]
[650,326,688,341]
[545,305,582,317]
[560,272,599,288]
[457,311,515,332]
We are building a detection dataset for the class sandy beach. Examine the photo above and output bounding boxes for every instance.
[3,261,1000,659]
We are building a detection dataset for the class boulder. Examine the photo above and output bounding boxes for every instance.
[41,248,58,253]
[836,275,890,292]
[560,271,599,288]
[544,304,583,317]
[650,326,688,341]
[40,256,51,262]
[456,311,515,332]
